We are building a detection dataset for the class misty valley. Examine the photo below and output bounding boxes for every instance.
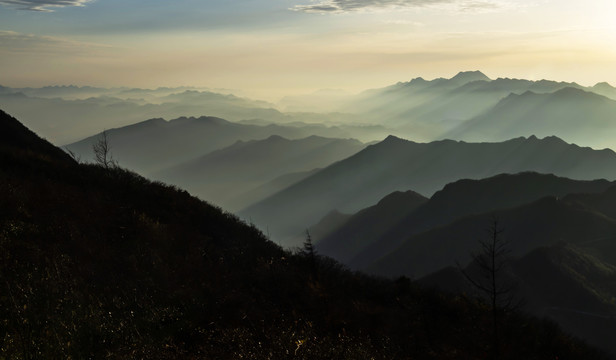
[3,71,616,358]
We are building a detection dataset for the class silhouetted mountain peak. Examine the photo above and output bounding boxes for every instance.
[541,135,568,145]
[376,190,428,208]
[303,134,330,141]
[409,77,427,84]
[593,82,616,91]
[524,134,567,146]
[431,172,579,204]
[450,70,490,83]
[381,135,407,143]
[265,134,288,142]
[112,117,167,132]
[142,117,167,126]
[368,135,413,151]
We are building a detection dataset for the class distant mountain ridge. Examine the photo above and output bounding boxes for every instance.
[443,87,616,149]
[0,86,386,145]
[65,116,367,175]
[5,71,616,151]
[314,190,428,264]
[317,172,615,269]
[152,134,365,210]
[341,72,616,149]
[242,135,616,246]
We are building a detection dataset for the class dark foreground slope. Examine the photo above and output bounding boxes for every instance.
[0,110,608,359]
[421,244,616,357]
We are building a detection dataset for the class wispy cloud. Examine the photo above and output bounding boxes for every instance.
[0,30,110,54]
[0,0,92,12]
[293,0,501,13]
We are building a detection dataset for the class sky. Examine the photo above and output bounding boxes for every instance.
[1,0,616,100]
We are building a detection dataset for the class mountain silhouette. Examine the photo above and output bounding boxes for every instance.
[65,116,365,175]
[315,190,428,264]
[449,70,491,84]
[444,87,616,149]
[242,135,616,246]
[368,191,616,278]
[340,72,600,142]
[344,172,615,270]
[152,135,365,210]
[592,82,616,99]
[345,71,492,130]
[0,86,383,145]
[0,88,283,144]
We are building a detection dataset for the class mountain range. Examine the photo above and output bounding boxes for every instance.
[242,134,616,246]
[307,171,616,356]
[65,116,367,175]
[6,70,616,357]
[152,134,365,211]
[6,71,616,152]
[336,71,616,149]
[444,87,616,149]
[316,172,615,268]
[0,86,385,145]
[3,108,605,358]
[368,189,616,278]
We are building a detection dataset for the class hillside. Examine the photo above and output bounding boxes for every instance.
[421,244,616,357]
[315,190,428,264]
[152,135,365,211]
[342,172,615,270]
[242,135,616,246]
[368,195,616,278]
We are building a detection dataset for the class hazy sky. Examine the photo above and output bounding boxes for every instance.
[2,0,616,100]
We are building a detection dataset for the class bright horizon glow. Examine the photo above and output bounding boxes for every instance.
[1,0,616,101]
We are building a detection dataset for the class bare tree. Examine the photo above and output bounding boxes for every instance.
[460,218,517,360]
[92,130,117,169]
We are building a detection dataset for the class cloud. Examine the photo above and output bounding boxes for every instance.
[0,0,92,11]
[0,30,110,54]
[293,0,500,13]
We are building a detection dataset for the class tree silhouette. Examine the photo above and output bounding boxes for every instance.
[303,229,317,279]
[92,130,117,169]
[461,219,517,360]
